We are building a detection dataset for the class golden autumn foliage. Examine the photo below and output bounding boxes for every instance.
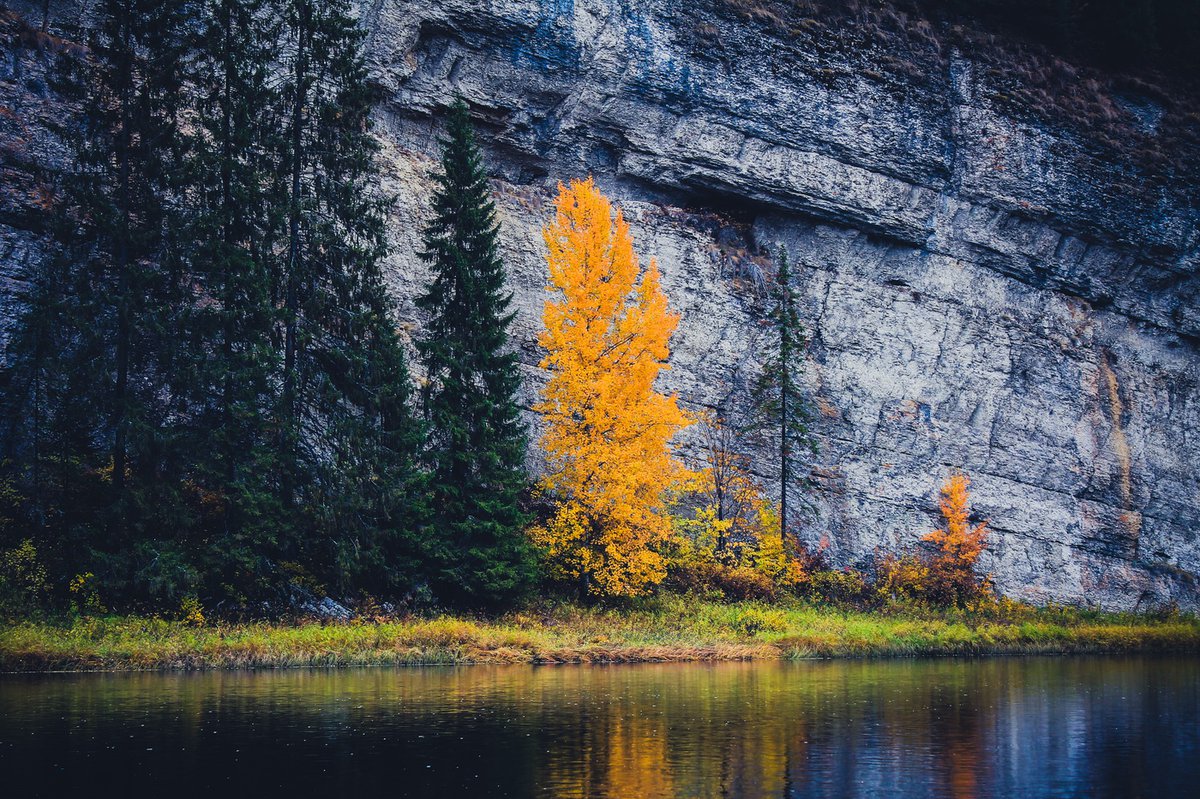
[925,472,988,563]
[923,472,991,607]
[696,413,763,557]
[664,413,806,601]
[531,177,693,597]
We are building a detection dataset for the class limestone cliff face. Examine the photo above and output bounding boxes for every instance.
[4,0,1199,608]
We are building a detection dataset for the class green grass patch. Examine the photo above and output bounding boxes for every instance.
[2,595,1197,671]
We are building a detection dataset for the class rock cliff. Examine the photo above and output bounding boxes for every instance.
[4,0,1199,608]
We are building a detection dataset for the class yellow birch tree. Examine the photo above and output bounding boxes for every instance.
[532,177,692,597]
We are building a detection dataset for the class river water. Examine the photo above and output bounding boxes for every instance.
[1,656,1196,798]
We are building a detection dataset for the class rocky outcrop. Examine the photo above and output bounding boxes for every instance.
[4,0,1199,608]
[0,8,79,359]
[369,0,1200,610]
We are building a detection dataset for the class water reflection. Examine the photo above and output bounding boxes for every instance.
[1,657,1196,798]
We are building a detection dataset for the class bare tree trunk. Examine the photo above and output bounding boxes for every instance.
[112,1,132,504]
[281,1,310,506]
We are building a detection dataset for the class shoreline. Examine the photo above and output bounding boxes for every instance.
[3,597,1198,673]
[4,643,1199,674]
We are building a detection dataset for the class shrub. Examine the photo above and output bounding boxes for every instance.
[0,538,47,617]
[665,560,778,602]
[805,568,870,605]
[68,571,105,616]
[179,596,206,627]
[923,472,992,608]
[870,551,930,605]
[667,419,808,601]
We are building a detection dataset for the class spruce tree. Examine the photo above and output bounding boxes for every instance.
[749,246,814,543]
[0,0,195,604]
[177,0,285,598]
[417,98,533,606]
[272,0,425,597]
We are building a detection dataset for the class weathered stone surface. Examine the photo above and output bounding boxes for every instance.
[366,0,1199,610]
[0,8,77,359]
[4,0,1199,608]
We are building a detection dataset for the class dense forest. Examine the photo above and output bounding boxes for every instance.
[0,10,1196,799]
[0,0,436,613]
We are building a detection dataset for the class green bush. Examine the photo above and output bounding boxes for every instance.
[0,539,47,618]
[805,568,870,605]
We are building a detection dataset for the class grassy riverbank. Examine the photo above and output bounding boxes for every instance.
[2,596,1198,671]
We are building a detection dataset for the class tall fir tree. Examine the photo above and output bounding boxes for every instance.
[0,0,195,603]
[416,98,533,606]
[3,0,427,609]
[176,0,286,598]
[123,0,425,602]
[749,245,814,543]
[272,0,426,596]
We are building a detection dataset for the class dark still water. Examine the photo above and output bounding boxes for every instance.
[2,657,1197,798]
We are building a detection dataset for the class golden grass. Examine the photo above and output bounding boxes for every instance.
[1,596,1196,672]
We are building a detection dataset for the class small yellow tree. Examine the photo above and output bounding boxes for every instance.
[531,177,692,597]
[673,413,805,595]
[697,412,759,559]
[923,472,990,606]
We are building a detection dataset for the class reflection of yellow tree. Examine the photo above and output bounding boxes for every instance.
[714,695,797,797]
[597,712,675,799]
[532,669,675,799]
[929,667,986,799]
[948,748,980,799]
[17,657,1162,798]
